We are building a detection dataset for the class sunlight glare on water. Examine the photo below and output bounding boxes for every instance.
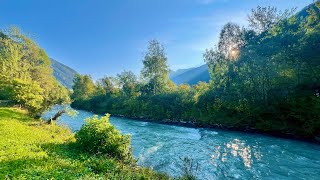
[43,106,320,179]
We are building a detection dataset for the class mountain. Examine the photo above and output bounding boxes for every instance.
[50,57,210,88]
[295,2,320,18]
[50,58,78,89]
[169,68,192,79]
[170,64,210,85]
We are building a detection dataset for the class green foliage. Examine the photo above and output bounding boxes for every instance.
[247,6,296,34]
[0,27,70,115]
[75,114,134,164]
[71,3,320,141]
[141,39,172,95]
[11,78,44,115]
[71,74,96,101]
[202,3,320,137]
[0,107,170,179]
[97,76,119,95]
[71,74,97,110]
[117,71,140,97]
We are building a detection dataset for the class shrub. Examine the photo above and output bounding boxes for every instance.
[178,157,198,180]
[75,114,134,164]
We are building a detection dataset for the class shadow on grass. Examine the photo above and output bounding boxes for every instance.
[0,142,87,179]
[0,108,32,122]
[42,141,83,160]
[0,141,170,179]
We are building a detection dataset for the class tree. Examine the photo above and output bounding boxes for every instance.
[0,27,70,115]
[248,6,295,34]
[0,31,27,80]
[70,2,320,140]
[204,23,244,91]
[72,74,96,101]
[141,40,171,95]
[97,76,118,95]
[217,22,244,60]
[11,78,44,115]
[192,82,209,102]
[117,71,139,97]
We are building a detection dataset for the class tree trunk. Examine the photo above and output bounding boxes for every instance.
[47,110,66,124]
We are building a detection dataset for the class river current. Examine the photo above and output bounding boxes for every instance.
[43,106,320,179]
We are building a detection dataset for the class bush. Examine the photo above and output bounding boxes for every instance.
[75,114,134,164]
[0,107,169,179]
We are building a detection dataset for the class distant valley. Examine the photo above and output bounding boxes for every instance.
[51,59,210,88]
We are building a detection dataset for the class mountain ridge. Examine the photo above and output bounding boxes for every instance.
[50,58,78,89]
[170,64,210,85]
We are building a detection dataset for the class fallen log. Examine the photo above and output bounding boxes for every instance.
[47,110,66,124]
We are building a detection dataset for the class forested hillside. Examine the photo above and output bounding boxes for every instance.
[170,64,210,85]
[51,58,78,89]
[71,2,320,141]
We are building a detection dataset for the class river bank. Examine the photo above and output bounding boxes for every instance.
[45,105,320,179]
[0,107,170,179]
[110,114,320,145]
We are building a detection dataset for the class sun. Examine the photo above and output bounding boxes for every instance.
[229,48,239,60]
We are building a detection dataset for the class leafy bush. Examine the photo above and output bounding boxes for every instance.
[0,107,169,179]
[178,157,198,180]
[12,78,44,115]
[75,114,134,164]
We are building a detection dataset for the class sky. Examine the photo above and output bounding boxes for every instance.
[0,0,313,79]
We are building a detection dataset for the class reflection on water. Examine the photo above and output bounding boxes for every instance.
[228,139,253,168]
[43,106,320,180]
[211,139,261,170]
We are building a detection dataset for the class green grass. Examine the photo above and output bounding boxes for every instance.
[0,107,170,179]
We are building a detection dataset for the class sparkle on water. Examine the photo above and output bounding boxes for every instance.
[43,106,320,179]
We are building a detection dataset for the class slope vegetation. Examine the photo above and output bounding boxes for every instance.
[51,58,78,89]
[0,107,169,179]
[170,65,210,85]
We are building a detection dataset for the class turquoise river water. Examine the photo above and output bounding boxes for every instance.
[43,106,320,179]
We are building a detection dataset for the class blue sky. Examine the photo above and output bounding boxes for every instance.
[0,0,313,79]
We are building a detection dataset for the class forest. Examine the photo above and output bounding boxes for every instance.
[71,3,320,140]
[0,24,170,180]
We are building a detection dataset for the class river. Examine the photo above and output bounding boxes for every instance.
[42,106,320,179]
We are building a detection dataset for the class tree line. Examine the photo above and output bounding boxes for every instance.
[0,27,70,116]
[72,3,320,139]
